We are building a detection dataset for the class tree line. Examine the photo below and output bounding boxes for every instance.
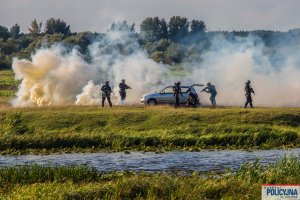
[1,16,300,69]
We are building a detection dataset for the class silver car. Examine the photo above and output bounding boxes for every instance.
[140,84,203,106]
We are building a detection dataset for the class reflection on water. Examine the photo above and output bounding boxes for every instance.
[0,149,299,172]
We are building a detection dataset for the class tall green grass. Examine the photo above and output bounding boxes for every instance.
[0,90,14,97]
[0,70,18,86]
[1,156,299,199]
[0,107,300,153]
[0,164,99,185]
[0,70,17,105]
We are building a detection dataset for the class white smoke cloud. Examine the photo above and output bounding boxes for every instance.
[75,80,101,105]
[186,36,300,107]
[11,30,300,107]
[12,31,169,106]
[12,45,98,106]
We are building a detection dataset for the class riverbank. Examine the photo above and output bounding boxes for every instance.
[0,106,300,154]
[0,156,299,199]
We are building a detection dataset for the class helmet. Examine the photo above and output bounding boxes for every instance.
[177,81,181,85]
[246,80,251,84]
[121,79,125,82]
[105,81,109,84]
[207,82,211,86]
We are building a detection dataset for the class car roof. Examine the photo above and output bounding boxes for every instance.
[165,85,191,88]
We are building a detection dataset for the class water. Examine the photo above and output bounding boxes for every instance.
[0,149,299,172]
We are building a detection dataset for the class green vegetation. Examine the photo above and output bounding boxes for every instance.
[0,156,299,199]
[0,70,17,86]
[0,106,299,154]
[1,16,300,69]
[0,70,17,106]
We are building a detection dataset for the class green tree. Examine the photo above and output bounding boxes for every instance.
[168,16,189,41]
[108,21,135,32]
[140,17,168,41]
[150,51,166,63]
[10,24,20,39]
[165,43,184,64]
[29,19,42,36]
[190,20,207,34]
[0,25,10,40]
[0,38,18,54]
[45,18,71,35]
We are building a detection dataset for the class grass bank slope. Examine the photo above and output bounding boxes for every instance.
[0,156,299,199]
[0,106,300,153]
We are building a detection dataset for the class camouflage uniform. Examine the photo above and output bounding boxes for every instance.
[202,83,217,107]
[101,82,112,107]
[244,81,255,108]
[119,81,131,102]
[173,82,183,108]
[186,91,199,108]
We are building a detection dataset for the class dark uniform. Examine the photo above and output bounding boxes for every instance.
[101,81,112,107]
[202,82,217,107]
[119,80,131,102]
[186,91,199,108]
[244,80,255,108]
[173,82,183,108]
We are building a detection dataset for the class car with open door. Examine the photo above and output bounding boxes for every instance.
[140,84,204,106]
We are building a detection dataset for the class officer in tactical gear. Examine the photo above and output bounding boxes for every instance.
[186,90,199,108]
[244,80,255,108]
[119,79,131,105]
[173,81,183,108]
[101,81,112,107]
[202,82,217,107]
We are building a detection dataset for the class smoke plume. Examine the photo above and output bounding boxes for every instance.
[12,31,169,106]
[11,30,300,107]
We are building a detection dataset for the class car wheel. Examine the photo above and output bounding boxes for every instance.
[147,99,157,106]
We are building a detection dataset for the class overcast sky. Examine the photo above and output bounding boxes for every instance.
[1,0,300,33]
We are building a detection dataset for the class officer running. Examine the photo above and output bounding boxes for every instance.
[202,82,217,107]
[101,81,112,107]
[119,79,131,105]
[173,82,183,108]
[244,80,255,108]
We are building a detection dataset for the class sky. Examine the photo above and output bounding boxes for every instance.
[1,0,300,33]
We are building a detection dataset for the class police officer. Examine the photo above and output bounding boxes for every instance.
[186,90,199,108]
[173,82,183,108]
[119,79,131,105]
[244,80,255,108]
[202,82,217,107]
[101,81,112,107]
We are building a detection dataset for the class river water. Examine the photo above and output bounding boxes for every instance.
[0,149,299,172]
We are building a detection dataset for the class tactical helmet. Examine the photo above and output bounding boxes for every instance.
[105,81,109,84]
[177,81,181,85]
[207,82,211,86]
[246,80,251,84]
[121,79,125,82]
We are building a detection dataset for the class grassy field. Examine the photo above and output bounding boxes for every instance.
[0,106,299,154]
[0,70,300,153]
[0,70,18,106]
[0,156,299,199]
